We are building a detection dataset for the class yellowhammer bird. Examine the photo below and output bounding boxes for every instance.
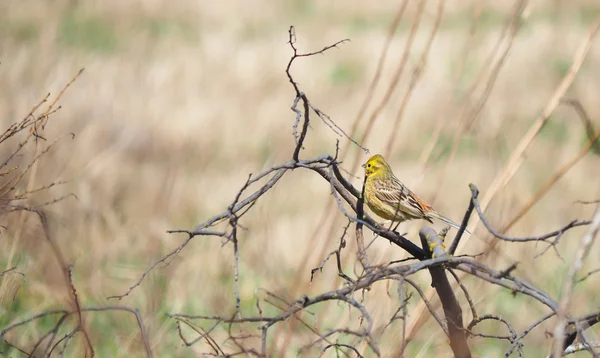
[363,154,468,232]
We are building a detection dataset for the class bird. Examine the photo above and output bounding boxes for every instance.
[362,154,469,233]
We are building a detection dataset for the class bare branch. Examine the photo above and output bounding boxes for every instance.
[311,221,355,284]
[108,229,228,300]
[576,199,600,205]
[404,278,448,337]
[286,26,349,95]
[292,93,310,162]
[284,26,365,160]
[576,267,600,283]
[467,314,518,343]
[448,268,477,323]
[553,206,600,357]
[562,342,600,356]
[469,184,590,242]
[0,306,152,357]
[420,227,471,358]
[560,98,600,153]
[505,312,555,357]
[0,267,23,278]
[66,265,94,357]
[319,343,364,358]
[355,175,369,270]
[448,188,476,255]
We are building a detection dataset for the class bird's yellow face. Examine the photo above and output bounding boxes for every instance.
[362,154,388,178]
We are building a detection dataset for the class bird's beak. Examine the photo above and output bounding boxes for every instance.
[361,164,366,169]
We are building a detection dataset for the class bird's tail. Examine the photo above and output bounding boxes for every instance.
[428,211,471,234]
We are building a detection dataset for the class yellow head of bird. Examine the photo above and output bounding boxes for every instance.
[362,154,390,177]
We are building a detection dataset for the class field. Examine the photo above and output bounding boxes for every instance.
[1,0,600,357]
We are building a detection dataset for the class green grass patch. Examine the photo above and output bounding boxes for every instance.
[291,0,315,17]
[576,6,600,25]
[539,116,569,145]
[546,262,570,297]
[442,8,505,30]
[329,61,361,86]
[451,59,480,97]
[259,140,273,164]
[345,14,396,34]
[405,338,436,356]
[346,15,373,34]
[58,12,119,53]
[552,58,572,78]
[581,131,600,156]
[0,20,38,42]
[238,22,270,41]
[143,18,197,42]
[430,133,478,162]
[0,288,28,327]
[431,133,453,162]
[493,133,513,160]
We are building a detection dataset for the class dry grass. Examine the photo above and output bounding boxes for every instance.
[1,0,600,356]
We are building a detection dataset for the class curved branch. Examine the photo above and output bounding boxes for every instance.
[469,184,590,242]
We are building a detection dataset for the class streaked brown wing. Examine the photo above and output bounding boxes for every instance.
[372,178,426,219]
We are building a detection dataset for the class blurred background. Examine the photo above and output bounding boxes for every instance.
[1,0,599,356]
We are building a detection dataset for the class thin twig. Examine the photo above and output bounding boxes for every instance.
[449,187,476,255]
[448,268,477,322]
[504,312,555,357]
[470,184,590,242]
[0,306,152,357]
[553,206,600,357]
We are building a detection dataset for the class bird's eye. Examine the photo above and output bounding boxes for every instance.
[367,164,371,168]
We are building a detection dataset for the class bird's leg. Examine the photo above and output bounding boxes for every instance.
[374,219,391,229]
[391,221,401,235]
